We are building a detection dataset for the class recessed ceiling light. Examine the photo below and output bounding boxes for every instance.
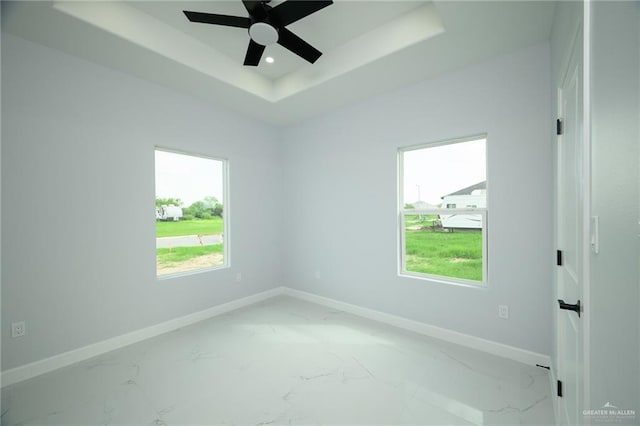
[265,56,275,64]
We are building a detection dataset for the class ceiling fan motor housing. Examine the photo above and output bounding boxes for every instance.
[249,20,278,45]
[248,3,278,46]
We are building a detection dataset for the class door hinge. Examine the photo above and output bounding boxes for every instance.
[557,380,563,397]
[557,118,563,135]
[557,250,563,266]
[558,299,582,317]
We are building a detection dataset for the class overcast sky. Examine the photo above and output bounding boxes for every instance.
[155,150,224,207]
[402,138,486,206]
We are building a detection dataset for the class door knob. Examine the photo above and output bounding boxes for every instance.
[557,299,581,317]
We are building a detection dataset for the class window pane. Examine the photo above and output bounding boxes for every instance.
[401,137,486,283]
[402,138,486,208]
[404,215,484,281]
[155,149,226,277]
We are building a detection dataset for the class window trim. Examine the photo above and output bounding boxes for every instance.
[154,146,230,280]
[397,134,488,287]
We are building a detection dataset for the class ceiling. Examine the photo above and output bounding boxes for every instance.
[1,1,557,126]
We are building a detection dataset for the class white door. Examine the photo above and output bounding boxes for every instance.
[556,28,585,426]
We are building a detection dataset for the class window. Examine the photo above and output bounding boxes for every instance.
[155,148,228,277]
[399,136,487,285]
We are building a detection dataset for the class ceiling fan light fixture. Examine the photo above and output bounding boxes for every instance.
[265,56,275,64]
[249,22,278,46]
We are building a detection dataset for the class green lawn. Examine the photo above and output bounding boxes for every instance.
[405,229,483,281]
[156,218,223,237]
[156,244,223,266]
[156,216,481,281]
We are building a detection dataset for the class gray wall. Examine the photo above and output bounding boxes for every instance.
[281,44,554,355]
[589,1,640,415]
[1,34,283,371]
[2,33,558,372]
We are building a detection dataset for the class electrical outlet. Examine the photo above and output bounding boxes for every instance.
[11,321,26,338]
[235,272,242,282]
[498,305,509,320]
[314,271,321,280]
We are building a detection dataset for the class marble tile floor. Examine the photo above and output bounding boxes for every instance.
[1,296,555,426]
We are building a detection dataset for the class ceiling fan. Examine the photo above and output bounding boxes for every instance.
[183,0,333,66]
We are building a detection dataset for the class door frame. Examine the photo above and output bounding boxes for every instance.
[581,3,591,418]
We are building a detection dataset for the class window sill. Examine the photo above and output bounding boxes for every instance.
[157,264,229,281]
[398,271,488,289]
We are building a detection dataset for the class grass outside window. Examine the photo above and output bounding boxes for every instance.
[404,219,483,281]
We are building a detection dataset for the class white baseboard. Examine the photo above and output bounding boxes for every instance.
[1,287,285,387]
[3,286,551,387]
[282,288,551,367]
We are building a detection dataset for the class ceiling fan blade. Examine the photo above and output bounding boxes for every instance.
[270,0,333,27]
[183,11,250,28]
[244,39,266,66]
[242,0,260,14]
[277,27,322,63]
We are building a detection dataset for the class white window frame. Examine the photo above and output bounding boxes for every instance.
[398,135,488,287]
[155,147,230,279]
